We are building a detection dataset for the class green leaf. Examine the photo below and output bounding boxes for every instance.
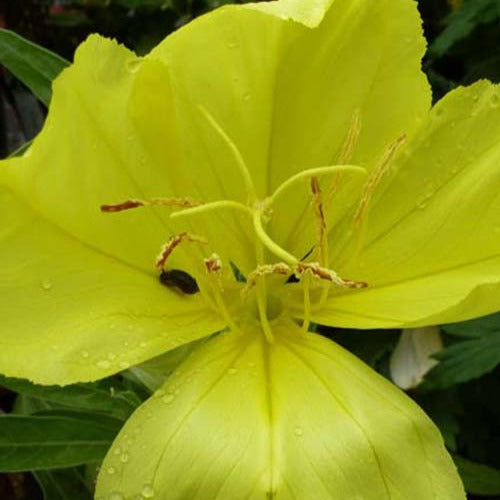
[428,0,500,59]
[0,414,118,472]
[7,139,33,158]
[454,456,500,496]
[423,330,500,389]
[442,312,500,338]
[0,375,140,420]
[0,29,69,106]
[34,467,93,500]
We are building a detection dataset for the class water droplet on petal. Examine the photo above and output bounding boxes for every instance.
[162,394,174,404]
[142,484,155,498]
[120,453,129,463]
[40,279,52,291]
[490,93,499,108]
[107,466,116,475]
[80,350,90,359]
[97,360,111,369]
[113,447,122,456]
[109,492,124,500]
[228,367,237,375]
[294,426,304,437]
[127,59,142,73]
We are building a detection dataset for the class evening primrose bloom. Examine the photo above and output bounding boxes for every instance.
[1,0,499,497]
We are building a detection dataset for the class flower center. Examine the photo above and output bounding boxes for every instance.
[100,107,408,341]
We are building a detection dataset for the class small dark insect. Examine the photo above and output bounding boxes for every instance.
[159,269,199,295]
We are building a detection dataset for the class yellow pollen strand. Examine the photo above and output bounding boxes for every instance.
[325,109,362,205]
[353,134,407,230]
[198,105,257,203]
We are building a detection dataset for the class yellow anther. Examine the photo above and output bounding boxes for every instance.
[353,135,407,230]
[325,109,362,204]
[156,232,207,270]
[310,177,328,266]
[101,196,201,213]
[204,253,223,274]
[243,262,292,293]
[296,262,367,289]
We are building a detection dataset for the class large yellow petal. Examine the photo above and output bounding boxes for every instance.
[0,172,225,385]
[149,0,430,262]
[312,81,500,328]
[96,319,464,499]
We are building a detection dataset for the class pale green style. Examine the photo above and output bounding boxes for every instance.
[0,0,499,498]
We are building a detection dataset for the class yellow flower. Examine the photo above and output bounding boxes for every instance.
[1,0,499,498]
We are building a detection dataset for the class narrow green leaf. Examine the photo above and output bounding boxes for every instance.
[0,29,69,106]
[454,456,500,496]
[7,139,33,158]
[34,467,93,500]
[423,330,500,389]
[442,312,500,338]
[0,374,140,420]
[0,414,118,471]
[428,0,500,59]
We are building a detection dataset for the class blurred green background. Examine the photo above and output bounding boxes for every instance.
[0,1,499,499]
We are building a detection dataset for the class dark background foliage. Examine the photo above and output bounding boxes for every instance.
[0,0,499,498]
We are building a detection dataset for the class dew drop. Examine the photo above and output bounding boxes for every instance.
[226,40,238,49]
[139,341,147,348]
[243,93,251,102]
[490,93,499,108]
[40,279,53,291]
[108,353,117,361]
[107,466,116,475]
[294,426,304,437]
[127,59,142,73]
[97,360,111,369]
[228,367,237,375]
[80,350,90,359]
[109,492,124,500]
[142,484,155,498]
[120,453,129,464]
[113,447,122,456]
[162,394,174,404]
[119,361,130,370]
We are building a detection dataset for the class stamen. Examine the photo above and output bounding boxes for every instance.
[296,262,367,289]
[204,253,223,274]
[156,232,207,270]
[244,262,292,292]
[198,105,257,203]
[101,197,201,213]
[301,270,312,334]
[325,109,362,204]
[266,164,366,208]
[202,253,241,334]
[254,239,275,344]
[170,200,252,220]
[353,135,407,230]
[310,177,328,266]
